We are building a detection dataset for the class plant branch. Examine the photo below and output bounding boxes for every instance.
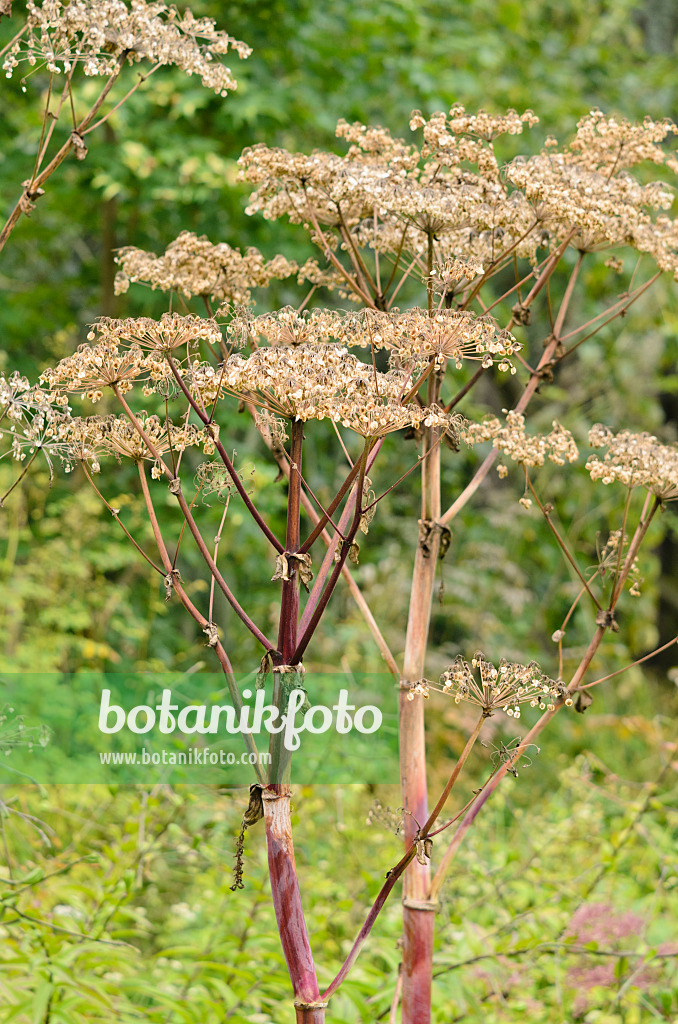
[165,355,283,552]
[137,461,265,782]
[0,56,126,254]
[525,470,602,610]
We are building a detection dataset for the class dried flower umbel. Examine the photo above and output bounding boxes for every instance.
[409,652,570,717]
[464,411,579,468]
[587,424,678,500]
[4,0,251,96]
[239,106,678,296]
[196,342,461,439]
[115,232,298,306]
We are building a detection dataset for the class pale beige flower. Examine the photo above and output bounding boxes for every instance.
[4,0,250,96]
[587,425,678,499]
[115,232,297,305]
[410,651,569,717]
[464,411,579,467]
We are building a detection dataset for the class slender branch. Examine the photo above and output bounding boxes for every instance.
[525,470,602,610]
[553,250,584,337]
[82,64,161,135]
[444,364,487,412]
[30,73,54,184]
[429,623,608,902]
[277,419,304,661]
[299,447,374,555]
[479,264,543,316]
[0,449,40,505]
[421,712,486,837]
[440,236,581,527]
[381,225,409,299]
[81,461,164,575]
[209,497,231,623]
[558,273,661,358]
[0,56,126,253]
[302,189,377,308]
[300,474,348,540]
[388,972,402,1024]
[441,341,555,526]
[116,386,274,649]
[338,212,377,296]
[165,355,283,553]
[253,412,399,677]
[321,712,485,1001]
[292,444,370,663]
[426,231,435,314]
[459,219,541,310]
[581,634,678,690]
[362,433,447,514]
[137,461,265,782]
[611,493,659,607]
[0,24,28,61]
[172,484,275,651]
[386,253,420,309]
[298,442,382,637]
[609,486,633,607]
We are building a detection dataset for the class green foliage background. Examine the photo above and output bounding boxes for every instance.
[1,0,677,1021]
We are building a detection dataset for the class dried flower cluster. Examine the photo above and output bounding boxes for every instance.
[569,110,678,173]
[65,412,208,473]
[198,343,460,439]
[587,424,678,499]
[0,372,73,479]
[239,107,678,283]
[86,412,205,463]
[115,232,298,306]
[1,370,66,421]
[409,652,570,717]
[40,339,147,401]
[86,312,223,353]
[39,314,226,401]
[464,411,579,468]
[227,306,517,372]
[4,1,250,95]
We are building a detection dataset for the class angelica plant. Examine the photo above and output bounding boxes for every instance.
[2,5,678,1022]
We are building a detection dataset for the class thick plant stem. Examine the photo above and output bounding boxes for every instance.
[263,787,323,1023]
[278,419,304,660]
[248,398,399,675]
[399,372,441,1024]
[268,424,324,1020]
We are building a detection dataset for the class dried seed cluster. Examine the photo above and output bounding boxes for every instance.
[202,343,461,438]
[39,315,224,401]
[464,411,579,467]
[239,107,678,278]
[40,339,146,401]
[227,306,518,372]
[86,313,223,353]
[4,1,250,95]
[0,372,74,476]
[409,652,570,717]
[115,232,298,306]
[587,424,678,499]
